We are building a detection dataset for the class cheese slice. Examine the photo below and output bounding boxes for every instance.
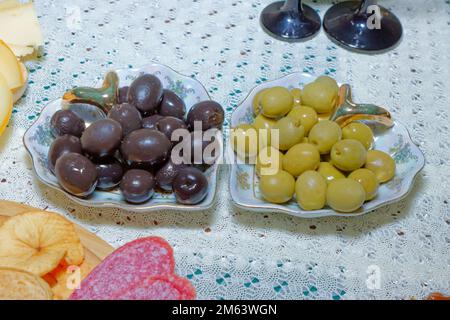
[0,3,43,47]
[12,62,28,103]
[0,40,24,89]
[0,0,20,11]
[7,44,34,57]
[0,72,13,136]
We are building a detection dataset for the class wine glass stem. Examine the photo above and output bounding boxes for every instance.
[281,0,302,13]
[357,0,378,14]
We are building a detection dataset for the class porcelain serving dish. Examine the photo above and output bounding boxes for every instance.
[228,72,425,218]
[24,63,220,212]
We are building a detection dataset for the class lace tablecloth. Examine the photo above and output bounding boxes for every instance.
[0,0,449,299]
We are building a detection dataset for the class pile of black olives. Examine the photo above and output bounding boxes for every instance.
[48,74,224,205]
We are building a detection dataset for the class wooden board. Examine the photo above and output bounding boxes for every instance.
[0,200,114,299]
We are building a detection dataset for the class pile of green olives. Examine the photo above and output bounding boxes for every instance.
[231,76,396,213]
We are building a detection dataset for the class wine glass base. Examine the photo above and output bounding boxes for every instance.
[260,1,321,42]
[323,1,403,53]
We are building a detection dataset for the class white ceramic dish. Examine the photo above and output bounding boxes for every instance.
[23,63,221,212]
[228,72,425,218]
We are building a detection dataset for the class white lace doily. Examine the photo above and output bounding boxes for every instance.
[0,0,449,299]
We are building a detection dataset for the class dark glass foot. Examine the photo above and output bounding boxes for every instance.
[260,0,321,42]
[323,0,402,53]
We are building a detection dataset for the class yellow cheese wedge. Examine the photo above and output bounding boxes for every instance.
[0,2,43,47]
[0,0,20,11]
[7,44,34,58]
[0,40,24,90]
[0,72,13,136]
[12,62,28,103]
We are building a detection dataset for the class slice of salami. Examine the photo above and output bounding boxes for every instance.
[70,237,175,300]
[115,274,196,300]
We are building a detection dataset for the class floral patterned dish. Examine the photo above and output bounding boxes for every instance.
[228,72,425,218]
[23,63,220,212]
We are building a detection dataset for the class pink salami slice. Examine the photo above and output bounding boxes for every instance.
[70,237,175,300]
[115,274,196,300]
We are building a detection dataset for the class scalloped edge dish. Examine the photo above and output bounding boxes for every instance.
[23,63,221,212]
[228,72,425,218]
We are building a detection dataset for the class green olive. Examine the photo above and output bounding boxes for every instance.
[252,88,268,116]
[300,76,338,114]
[283,143,320,177]
[365,150,396,183]
[316,75,339,94]
[326,178,366,213]
[317,112,332,122]
[348,168,379,201]
[308,120,342,154]
[290,88,302,106]
[272,117,305,151]
[295,170,327,210]
[331,139,367,172]
[317,162,345,184]
[256,146,284,176]
[259,170,295,204]
[342,122,374,150]
[287,105,318,135]
[253,113,277,130]
[231,124,259,160]
[260,87,294,118]
[253,114,276,148]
